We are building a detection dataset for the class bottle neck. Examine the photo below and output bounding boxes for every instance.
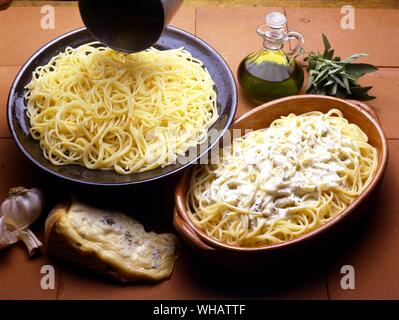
[257,25,286,51]
[263,39,284,51]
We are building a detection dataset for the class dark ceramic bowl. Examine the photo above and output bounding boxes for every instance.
[7,27,237,186]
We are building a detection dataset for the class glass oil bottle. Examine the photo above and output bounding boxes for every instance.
[238,12,305,102]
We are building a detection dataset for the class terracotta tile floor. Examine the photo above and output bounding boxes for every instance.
[285,8,399,67]
[0,4,398,299]
[0,6,195,66]
[0,66,20,137]
[326,140,399,299]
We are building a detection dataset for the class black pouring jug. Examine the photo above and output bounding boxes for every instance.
[78,0,183,53]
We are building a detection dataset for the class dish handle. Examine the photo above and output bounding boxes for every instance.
[173,209,216,251]
[347,100,381,125]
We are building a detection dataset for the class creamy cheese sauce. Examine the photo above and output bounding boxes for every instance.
[201,113,357,222]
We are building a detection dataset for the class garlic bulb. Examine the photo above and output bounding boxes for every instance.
[0,187,44,257]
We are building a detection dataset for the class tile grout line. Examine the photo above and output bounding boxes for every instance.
[324,260,331,300]
[283,7,293,52]
[55,267,63,300]
[194,5,197,36]
[376,66,399,69]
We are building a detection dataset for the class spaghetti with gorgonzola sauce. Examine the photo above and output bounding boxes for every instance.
[187,109,377,247]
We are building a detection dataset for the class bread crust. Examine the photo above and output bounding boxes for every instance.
[45,201,176,283]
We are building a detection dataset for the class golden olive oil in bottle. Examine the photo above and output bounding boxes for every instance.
[238,12,305,102]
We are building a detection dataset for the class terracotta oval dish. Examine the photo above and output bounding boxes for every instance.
[174,95,388,264]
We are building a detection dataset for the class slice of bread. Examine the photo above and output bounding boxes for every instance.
[45,200,177,282]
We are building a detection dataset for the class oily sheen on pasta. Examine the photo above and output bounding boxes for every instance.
[25,43,218,174]
[187,109,378,247]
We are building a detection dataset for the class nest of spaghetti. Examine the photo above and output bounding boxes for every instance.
[25,43,218,174]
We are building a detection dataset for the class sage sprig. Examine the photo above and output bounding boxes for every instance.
[305,34,378,100]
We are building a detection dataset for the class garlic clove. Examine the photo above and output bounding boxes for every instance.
[17,229,43,257]
[0,217,18,249]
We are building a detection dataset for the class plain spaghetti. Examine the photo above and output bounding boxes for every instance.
[187,109,377,247]
[25,43,218,174]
